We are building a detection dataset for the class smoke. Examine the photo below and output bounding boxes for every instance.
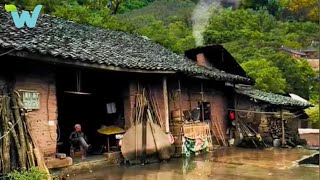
[191,0,240,47]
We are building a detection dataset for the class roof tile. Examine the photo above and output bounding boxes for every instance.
[0,6,251,84]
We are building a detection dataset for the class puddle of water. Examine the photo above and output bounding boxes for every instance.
[65,148,319,180]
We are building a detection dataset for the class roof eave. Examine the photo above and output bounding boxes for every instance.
[3,50,177,74]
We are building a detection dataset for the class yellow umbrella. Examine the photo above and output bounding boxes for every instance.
[97,126,125,152]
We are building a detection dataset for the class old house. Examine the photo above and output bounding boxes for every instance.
[232,85,312,147]
[280,46,307,59]
[0,7,253,169]
[280,45,319,71]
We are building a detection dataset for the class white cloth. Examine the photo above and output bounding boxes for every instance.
[106,102,116,114]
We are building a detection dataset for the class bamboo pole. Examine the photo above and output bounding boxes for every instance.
[21,112,36,168]
[214,117,227,146]
[141,101,147,164]
[8,122,24,169]
[163,77,170,133]
[1,96,11,173]
[12,93,27,169]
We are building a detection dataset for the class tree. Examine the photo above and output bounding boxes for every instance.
[286,0,319,21]
[241,59,287,93]
[240,0,269,10]
[107,0,123,14]
[267,53,316,99]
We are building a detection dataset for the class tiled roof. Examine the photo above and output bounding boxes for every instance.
[280,46,306,56]
[235,86,312,108]
[0,6,251,84]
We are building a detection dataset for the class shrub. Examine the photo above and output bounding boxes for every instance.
[7,167,48,180]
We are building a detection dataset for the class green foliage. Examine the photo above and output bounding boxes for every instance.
[267,53,316,99]
[119,0,155,13]
[129,15,195,53]
[204,8,318,97]
[241,59,287,93]
[7,167,48,180]
[119,0,195,25]
[306,105,320,128]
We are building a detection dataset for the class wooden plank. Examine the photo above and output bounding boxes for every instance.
[45,157,72,169]
[163,77,170,133]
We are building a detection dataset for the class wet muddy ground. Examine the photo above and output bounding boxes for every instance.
[65,148,319,180]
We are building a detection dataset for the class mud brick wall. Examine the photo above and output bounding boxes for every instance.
[167,81,229,140]
[300,133,319,147]
[15,69,57,157]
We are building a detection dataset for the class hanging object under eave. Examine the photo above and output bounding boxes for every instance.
[64,70,91,95]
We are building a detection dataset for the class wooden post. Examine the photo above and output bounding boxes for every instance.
[1,96,11,173]
[107,136,110,152]
[280,108,286,146]
[178,80,183,122]
[200,82,205,121]
[141,105,147,164]
[163,77,170,133]
[234,95,241,146]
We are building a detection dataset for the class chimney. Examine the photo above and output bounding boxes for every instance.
[196,53,208,67]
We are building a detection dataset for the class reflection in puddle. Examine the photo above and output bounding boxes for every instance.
[65,148,319,180]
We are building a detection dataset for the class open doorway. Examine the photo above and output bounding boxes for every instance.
[56,68,128,158]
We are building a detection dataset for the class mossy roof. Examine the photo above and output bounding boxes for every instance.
[235,86,312,108]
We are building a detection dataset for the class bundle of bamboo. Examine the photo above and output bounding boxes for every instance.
[237,119,267,148]
[121,88,172,164]
[0,90,50,178]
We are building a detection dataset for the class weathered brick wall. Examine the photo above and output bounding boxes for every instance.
[300,133,319,147]
[15,69,57,157]
[124,81,137,130]
[167,81,228,141]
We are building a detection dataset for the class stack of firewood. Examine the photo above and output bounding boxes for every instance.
[258,118,270,137]
[0,90,49,177]
[267,116,283,138]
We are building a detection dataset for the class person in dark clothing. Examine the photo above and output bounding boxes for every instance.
[69,124,91,159]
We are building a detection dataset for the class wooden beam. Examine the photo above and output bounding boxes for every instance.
[163,77,169,133]
[6,50,176,74]
[178,79,183,123]
[280,108,286,146]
